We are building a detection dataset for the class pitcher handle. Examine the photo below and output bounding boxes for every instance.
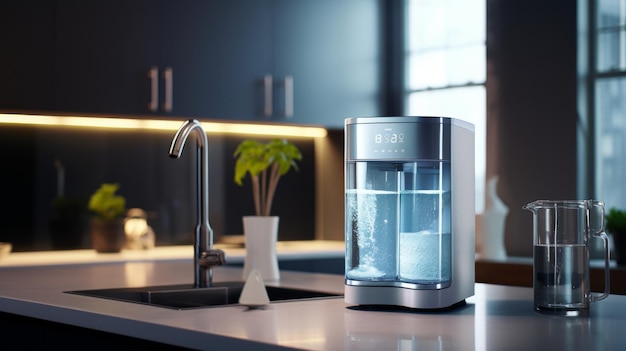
[589,200,606,234]
[590,200,610,302]
[591,231,611,302]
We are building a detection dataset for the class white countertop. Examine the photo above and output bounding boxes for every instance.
[1,248,626,350]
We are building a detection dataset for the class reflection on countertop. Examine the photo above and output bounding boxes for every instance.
[0,240,345,268]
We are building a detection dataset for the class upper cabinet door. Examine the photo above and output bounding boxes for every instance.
[159,0,273,119]
[55,0,160,115]
[0,1,57,111]
[273,0,382,129]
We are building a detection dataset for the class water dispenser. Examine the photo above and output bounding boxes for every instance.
[344,116,475,309]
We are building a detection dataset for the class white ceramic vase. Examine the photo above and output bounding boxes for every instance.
[242,216,280,281]
[480,176,509,260]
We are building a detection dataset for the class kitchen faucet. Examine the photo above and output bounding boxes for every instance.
[169,119,225,288]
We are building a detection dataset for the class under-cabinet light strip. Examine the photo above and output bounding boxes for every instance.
[0,113,328,138]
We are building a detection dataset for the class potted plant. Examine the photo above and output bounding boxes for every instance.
[233,139,302,281]
[606,208,626,265]
[88,183,127,253]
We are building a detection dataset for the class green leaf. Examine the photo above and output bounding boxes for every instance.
[232,138,302,216]
[88,183,126,221]
[233,140,268,185]
[606,208,626,234]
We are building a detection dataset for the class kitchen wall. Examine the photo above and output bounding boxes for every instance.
[487,0,579,256]
[0,124,318,251]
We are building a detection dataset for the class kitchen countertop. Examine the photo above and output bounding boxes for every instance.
[0,240,345,268]
[2,257,626,350]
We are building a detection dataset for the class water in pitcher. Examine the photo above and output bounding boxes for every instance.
[345,189,398,280]
[534,244,588,310]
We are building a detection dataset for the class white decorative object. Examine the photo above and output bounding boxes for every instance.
[239,268,270,308]
[481,176,509,260]
[242,216,280,281]
[124,208,155,250]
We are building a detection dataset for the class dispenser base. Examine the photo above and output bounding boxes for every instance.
[347,299,467,313]
[344,283,473,310]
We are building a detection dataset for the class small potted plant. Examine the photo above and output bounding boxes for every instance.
[88,183,127,253]
[233,138,302,281]
[606,208,626,265]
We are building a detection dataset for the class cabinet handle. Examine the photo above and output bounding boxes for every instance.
[147,66,159,112]
[284,75,293,118]
[264,74,273,117]
[163,67,173,113]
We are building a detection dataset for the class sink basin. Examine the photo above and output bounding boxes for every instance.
[66,282,341,310]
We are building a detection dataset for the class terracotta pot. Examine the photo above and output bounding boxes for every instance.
[90,218,125,253]
[613,232,626,266]
[242,216,280,281]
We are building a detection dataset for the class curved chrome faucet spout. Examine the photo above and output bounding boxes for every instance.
[169,119,206,159]
[169,119,225,288]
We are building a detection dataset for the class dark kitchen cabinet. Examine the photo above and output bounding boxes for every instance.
[224,0,383,128]
[127,0,382,127]
[158,0,273,119]
[54,0,273,118]
[0,0,381,128]
[54,1,159,115]
[0,1,57,111]
[2,0,273,117]
[272,0,382,128]
[0,0,162,115]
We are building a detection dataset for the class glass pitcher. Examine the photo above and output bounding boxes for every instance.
[523,200,610,316]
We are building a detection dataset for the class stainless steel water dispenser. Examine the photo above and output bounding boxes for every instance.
[344,116,475,309]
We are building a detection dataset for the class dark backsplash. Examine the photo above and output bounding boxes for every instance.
[0,124,316,251]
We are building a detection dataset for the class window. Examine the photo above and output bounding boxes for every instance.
[405,0,487,212]
[594,0,626,210]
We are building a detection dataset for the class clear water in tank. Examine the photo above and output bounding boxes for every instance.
[345,161,451,285]
[399,189,451,283]
[345,188,398,280]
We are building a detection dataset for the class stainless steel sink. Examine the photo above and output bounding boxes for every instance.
[66,282,341,310]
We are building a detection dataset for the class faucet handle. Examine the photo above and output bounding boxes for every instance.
[199,249,226,268]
